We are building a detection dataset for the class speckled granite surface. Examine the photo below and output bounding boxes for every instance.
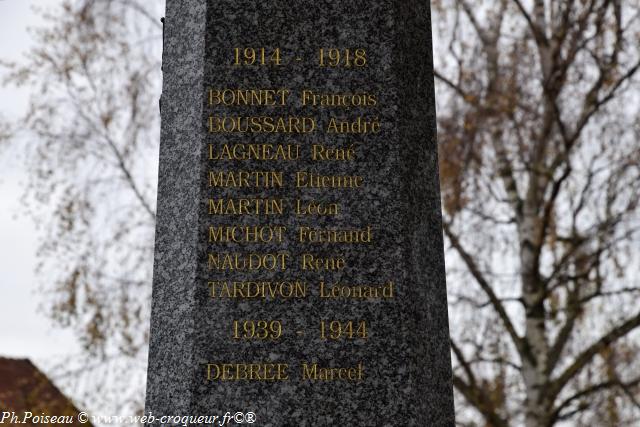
[146,1,454,425]
[145,0,206,418]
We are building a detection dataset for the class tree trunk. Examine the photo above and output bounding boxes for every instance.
[520,171,551,427]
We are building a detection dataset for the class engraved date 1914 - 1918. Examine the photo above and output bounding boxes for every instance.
[232,47,367,68]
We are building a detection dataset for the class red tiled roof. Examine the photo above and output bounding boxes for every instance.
[0,357,91,426]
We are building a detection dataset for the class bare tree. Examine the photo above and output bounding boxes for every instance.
[5,0,640,424]
[433,0,640,425]
[3,0,163,416]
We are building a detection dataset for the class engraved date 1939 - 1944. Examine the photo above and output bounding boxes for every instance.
[231,320,368,341]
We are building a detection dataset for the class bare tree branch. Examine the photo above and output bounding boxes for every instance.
[444,222,526,358]
[549,312,640,400]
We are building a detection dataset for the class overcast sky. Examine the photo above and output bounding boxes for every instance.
[0,0,79,363]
